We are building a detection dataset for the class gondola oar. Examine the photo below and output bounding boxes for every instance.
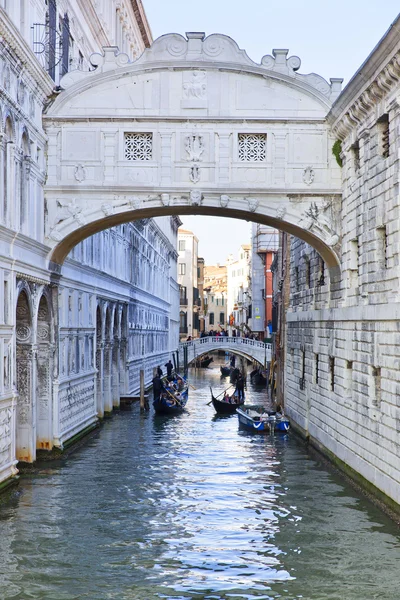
[206,385,234,405]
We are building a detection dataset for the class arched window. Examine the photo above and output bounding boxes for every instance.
[3,116,14,226]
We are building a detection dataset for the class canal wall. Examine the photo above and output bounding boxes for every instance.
[282,22,400,510]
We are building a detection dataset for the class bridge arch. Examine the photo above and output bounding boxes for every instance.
[43,33,343,280]
[179,337,272,368]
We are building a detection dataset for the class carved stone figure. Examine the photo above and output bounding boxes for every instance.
[300,201,339,247]
[161,193,170,206]
[183,71,206,99]
[220,195,230,208]
[276,207,287,219]
[247,198,259,213]
[189,190,202,206]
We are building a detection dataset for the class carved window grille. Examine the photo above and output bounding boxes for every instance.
[124,133,153,161]
[238,133,267,162]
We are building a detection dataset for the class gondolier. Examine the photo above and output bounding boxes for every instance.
[152,373,164,402]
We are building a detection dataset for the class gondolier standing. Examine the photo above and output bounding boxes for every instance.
[165,359,174,378]
[152,373,164,402]
[235,373,245,401]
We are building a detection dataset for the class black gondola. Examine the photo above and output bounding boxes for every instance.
[220,365,231,377]
[250,369,267,386]
[200,356,214,368]
[210,387,245,414]
[153,375,189,415]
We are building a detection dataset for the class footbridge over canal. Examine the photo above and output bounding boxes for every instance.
[178,337,272,369]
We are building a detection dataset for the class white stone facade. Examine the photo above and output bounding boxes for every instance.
[281,16,400,507]
[178,228,199,339]
[227,246,252,335]
[0,3,181,486]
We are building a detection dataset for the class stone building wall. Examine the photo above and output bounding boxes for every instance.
[0,2,181,488]
[282,17,400,507]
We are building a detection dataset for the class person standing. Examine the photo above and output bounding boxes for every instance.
[157,365,163,377]
[152,373,164,402]
[165,359,174,377]
[236,373,245,401]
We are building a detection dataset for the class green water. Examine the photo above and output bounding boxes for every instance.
[0,363,399,599]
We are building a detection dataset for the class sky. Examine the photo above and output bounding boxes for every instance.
[144,0,400,264]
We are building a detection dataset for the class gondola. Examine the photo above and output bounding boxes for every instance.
[200,356,214,368]
[250,369,267,386]
[210,386,244,414]
[153,374,189,415]
[220,365,231,377]
[236,407,290,433]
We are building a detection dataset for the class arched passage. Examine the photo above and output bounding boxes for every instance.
[43,34,343,290]
[103,306,113,414]
[111,307,120,408]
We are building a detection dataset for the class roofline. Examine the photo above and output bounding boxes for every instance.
[327,12,400,123]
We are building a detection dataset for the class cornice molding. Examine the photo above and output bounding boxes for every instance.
[129,0,152,48]
[0,9,54,98]
[328,14,400,141]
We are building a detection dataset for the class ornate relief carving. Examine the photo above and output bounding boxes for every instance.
[300,201,339,246]
[74,164,86,182]
[16,325,31,342]
[183,71,206,100]
[185,135,204,161]
[161,193,170,206]
[247,198,259,213]
[276,207,287,219]
[189,164,201,183]
[189,190,202,206]
[303,166,315,185]
[220,195,230,208]
[101,203,114,216]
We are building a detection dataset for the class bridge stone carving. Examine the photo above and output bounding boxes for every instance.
[178,337,272,367]
[44,33,343,273]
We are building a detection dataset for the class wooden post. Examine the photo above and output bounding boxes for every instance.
[140,369,145,411]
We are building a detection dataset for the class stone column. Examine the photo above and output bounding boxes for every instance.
[96,341,105,418]
[103,341,113,413]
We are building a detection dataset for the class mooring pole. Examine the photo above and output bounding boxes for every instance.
[140,369,145,412]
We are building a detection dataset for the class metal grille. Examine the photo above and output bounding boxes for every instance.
[124,133,153,161]
[238,133,267,162]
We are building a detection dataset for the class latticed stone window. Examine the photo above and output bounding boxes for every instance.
[124,132,153,161]
[238,133,267,161]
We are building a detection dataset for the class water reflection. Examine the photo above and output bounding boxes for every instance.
[0,358,399,599]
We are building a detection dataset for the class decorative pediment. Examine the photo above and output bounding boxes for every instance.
[59,33,342,102]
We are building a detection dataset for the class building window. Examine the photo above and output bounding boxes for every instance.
[209,312,214,325]
[317,256,325,287]
[179,263,186,275]
[61,13,70,76]
[351,141,360,173]
[238,133,267,162]
[179,286,187,300]
[305,256,311,289]
[329,357,335,391]
[377,114,389,158]
[294,266,299,291]
[372,367,382,407]
[315,354,319,384]
[376,226,388,269]
[179,240,185,251]
[124,133,153,161]
[219,312,225,325]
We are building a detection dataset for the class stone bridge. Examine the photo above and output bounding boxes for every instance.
[44,32,343,286]
[178,337,272,368]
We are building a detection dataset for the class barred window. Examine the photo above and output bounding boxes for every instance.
[124,132,153,161]
[238,133,267,161]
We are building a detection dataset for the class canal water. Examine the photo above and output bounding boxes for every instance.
[0,360,400,600]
